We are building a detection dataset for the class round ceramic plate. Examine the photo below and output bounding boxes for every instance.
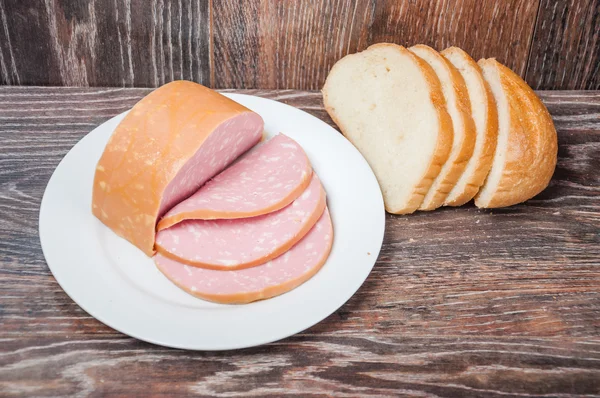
[39,93,385,350]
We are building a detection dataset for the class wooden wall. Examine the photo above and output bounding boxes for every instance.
[0,0,598,89]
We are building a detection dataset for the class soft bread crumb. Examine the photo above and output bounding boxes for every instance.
[475,58,557,208]
[442,47,498,206]
[323,43,451,214]
[475,60,511,207]
[409,45,475,211]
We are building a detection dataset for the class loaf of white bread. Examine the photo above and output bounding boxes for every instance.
[323,43,557,213]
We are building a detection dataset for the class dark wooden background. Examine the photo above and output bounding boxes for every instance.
[0,0,598,90]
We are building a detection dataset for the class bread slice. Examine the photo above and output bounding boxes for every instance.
[322,43,453,214]
[476,58,557,208]
[408,45,476,210]
[441,47,498,206]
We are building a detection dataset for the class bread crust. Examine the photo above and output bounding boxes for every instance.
[322,43,453,214]
[475,59,557,208]
[441,47,499,206]
[409,45,476,211]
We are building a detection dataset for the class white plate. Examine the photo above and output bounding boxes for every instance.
[39,93,385,350]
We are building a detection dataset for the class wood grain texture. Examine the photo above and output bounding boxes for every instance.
[212,0,373,89]
[1,87,600,396]
[0,0,210,87]
[525,0,600,90]
[211,0,540,89]
[368,0,539,77]
[2,336,600,397]
[0,0,599,89]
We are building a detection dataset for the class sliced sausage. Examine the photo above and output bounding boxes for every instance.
[154,207,333,304]
[157,134,312,230]
[155,173,326,270]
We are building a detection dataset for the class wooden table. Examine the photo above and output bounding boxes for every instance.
[0,87,599,397]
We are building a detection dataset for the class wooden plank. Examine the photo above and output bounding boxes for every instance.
[212,0,539,89]
[0,0,598,90]
[367,0,540,77]
[525,0,600,90]
[0,0,50,85]
[0,87,599,395]
[212,0,373,89]
[0,0,210,87]
[1,336,600,396]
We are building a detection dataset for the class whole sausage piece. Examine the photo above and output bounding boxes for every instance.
[92,81,264,256]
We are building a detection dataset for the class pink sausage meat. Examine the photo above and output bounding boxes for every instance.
[154,208,333,304]
[155,173,326,270]
[157,134,312,230]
